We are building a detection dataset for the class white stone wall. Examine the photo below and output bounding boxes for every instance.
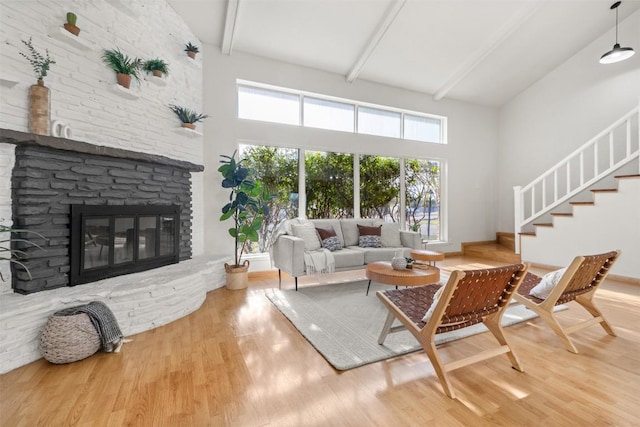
[0,0,215,374]
[0,0,204,164]
[0,144,15,289]
[0,255,229,374]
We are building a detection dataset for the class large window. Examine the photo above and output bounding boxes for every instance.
[238,81,446,144]
[237,144,442,254]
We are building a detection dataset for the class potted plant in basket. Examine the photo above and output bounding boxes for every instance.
[169,105,208,130]
[184,42,199,59]
[64,12,80,36]
[102,48,141,89]
[218,151,270,290]
[142,58,169,78]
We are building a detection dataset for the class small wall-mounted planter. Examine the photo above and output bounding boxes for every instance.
[109,84,139,100]
[47,26,94,51]
[145,74,167,87]
[172,127,202,138]
[0,75,19,88]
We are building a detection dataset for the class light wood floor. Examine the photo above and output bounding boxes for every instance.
[2,256,639,426]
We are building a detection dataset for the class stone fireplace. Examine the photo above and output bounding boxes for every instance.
[10,139,195,294]
[0,130,228,374]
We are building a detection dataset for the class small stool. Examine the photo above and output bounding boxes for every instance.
[410,249,445,267]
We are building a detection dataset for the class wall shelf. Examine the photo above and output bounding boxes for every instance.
[0,75,19,88]
[145,75,168,87]
[109,84,140,100]
[172,127,202,138]
[47,26,94,51]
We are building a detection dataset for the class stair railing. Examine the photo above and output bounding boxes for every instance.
[513,99,640,253]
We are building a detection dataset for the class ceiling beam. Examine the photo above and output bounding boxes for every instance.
[346,0,407,83]
[221,0,241,55]
[433,4,539,101]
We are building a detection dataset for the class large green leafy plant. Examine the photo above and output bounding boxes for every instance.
[218,151,270,267]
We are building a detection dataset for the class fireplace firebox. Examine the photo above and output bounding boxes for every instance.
[70,205,180,285]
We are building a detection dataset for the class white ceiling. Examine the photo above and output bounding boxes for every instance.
[168,0,640,107]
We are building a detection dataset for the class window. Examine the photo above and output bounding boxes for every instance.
[404,114,441,143]
[237,80,446,144]
[405,159,441,241]
[305,151,354,219]
[357,107,401,138]
[360,155,400,220]
[238,85,299,125]
[303,97,354,132]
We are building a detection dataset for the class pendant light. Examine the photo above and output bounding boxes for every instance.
[600,1,635,64]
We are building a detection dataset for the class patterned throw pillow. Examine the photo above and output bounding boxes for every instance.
[322,236,343,251]
[357,224,382,248]
[316,226,343,251]
[359,235,382,248]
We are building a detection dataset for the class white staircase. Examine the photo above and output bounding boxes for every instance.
[513,99,640,254]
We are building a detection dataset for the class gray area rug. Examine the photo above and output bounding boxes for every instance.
[267,280,561,371]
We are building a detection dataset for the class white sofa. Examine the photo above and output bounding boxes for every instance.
[272,218,422,289]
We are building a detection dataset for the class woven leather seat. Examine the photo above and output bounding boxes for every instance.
[514,250,620,354]
[377,263,529,399]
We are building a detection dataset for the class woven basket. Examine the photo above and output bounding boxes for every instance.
[40,312,101,364]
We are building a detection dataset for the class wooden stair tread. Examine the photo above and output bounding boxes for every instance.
[550,212,572,217]
[533,223,553,227]
[570,201,594,205]
[615,174,640,179]
[519,232,536,236]
[591,188,617,193]
[463,242,520,263]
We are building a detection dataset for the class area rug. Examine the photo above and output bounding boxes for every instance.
[267,280,565,371]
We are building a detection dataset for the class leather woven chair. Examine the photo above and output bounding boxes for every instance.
[377,263,529,399]
[514,250,620,354]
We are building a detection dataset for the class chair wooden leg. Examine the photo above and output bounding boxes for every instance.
[575,294,617,337]
[378,310,396,345]
[538,309,580,354]
[483,314,523,372]
[422,341,456,399]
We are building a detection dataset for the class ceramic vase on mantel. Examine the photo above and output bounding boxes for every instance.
[28,79,50,136]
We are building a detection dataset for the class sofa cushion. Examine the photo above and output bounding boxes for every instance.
[350,247,411,264]
[332,248,365,269]
[376,222,402,248]
[315,225,343,251]
[291,223,321,251]
[340,219,373,246]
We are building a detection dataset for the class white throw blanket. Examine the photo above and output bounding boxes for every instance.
[272,218,335,275]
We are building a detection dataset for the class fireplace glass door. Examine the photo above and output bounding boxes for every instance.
[71,205,179,285]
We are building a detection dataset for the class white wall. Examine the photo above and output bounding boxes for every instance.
[498,10,640,233]
[202,49,500,260]
[521,177,639,278]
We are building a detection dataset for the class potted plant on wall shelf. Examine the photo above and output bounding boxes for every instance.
[64,12,80,36]
[218,151,270,290]
[19,38,56,136]
[169,105,208,130]
[142,58,169,78]
[184,42,199,59]
[102,48,141,89]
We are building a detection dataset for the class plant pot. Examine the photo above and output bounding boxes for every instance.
[28,79,50,136]
[187,51,196,60]
[225,260,249,290]
[116,73,132,89]
[63,23,80,36]
[181,122,196,130]
[152,70,163,78]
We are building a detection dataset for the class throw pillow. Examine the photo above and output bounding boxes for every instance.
[321,236,342,252]
[315,226,343,251]
[379,222,402,248]
[291,223,321,251]
[422,285,445,323]
[359,235,382,248]
[357,224,382,237]
[530,267,567,300]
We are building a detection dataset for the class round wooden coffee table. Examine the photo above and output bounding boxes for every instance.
[365,261,440,295]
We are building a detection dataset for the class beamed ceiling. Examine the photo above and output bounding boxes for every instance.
[168,0,640,107]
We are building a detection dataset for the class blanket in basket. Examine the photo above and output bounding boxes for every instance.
[55,301,124,352]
